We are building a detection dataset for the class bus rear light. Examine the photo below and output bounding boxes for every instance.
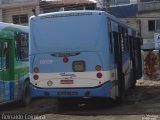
[63,57,68,63]
[97,73,102,78]
[33,67,39,73]
[95,65,101,71]
[33,74,39,80]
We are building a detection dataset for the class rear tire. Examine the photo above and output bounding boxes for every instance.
[22,81,31,106]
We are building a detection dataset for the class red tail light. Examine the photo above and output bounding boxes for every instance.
[97,73,102,78]
[33,75,39,80]
[63,57,68,63]
[33,67,39,73]
[95,65,101,71]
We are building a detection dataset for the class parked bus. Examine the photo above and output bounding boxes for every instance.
[29,11,142,101]
[0,22,30,105]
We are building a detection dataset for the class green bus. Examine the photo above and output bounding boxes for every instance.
[0,22,30,105]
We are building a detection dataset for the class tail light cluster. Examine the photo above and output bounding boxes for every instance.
[97,73,102,78]
[33,74,39,80]
[96,65,102,78]
[34,67,39,73]
[63,57,69,63]
[33,67,39,80]
[95,65,101,71]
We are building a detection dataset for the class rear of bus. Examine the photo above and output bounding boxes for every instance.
[29,11,115,99]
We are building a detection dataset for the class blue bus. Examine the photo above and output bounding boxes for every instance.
[0,22,30,105]
[29,11,142,101]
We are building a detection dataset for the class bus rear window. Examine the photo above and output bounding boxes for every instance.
[31,14,102,51]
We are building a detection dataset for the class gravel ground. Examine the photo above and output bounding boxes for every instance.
[1,80,160,120]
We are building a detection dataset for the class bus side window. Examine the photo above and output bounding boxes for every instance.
[109,32,113,53]
[113,31,119,63]
[2,42,9,69]
[15,32,20,60]
[125,28,129,51]
[118,26,124,52]
[128,36,133,59]
[108,20,113,53]
[20,33,28,61]
[15,32,28,61]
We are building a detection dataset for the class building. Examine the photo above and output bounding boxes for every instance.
[137,0,160,50]
[109,3,137,29]
[0,0,96,25]
[95,0,109,10]
[40,0,96,13]
[109,0,130,5]
[0,0,40,25]
[137,0,160,80]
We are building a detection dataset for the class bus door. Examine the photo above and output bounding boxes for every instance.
[129,36,136,86]
[0,41,5,102]
[113,30,125,98]
[1,41,10,101]
[136,37,142,79]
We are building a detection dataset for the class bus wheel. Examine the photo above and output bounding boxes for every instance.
[22,81,31,106]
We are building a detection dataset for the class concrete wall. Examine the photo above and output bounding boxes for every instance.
[137,12,160,49]
[122,17,137,29]
[0,0,39,24]
[2,6,37,24]
[138,12,160,39]
[110,0,130,5]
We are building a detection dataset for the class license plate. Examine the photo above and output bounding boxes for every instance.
[72,60,85,72]
[61,80,73,84]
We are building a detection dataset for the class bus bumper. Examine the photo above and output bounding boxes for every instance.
[30,81,114,98]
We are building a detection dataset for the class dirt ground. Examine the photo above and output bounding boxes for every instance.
[1,79,160,120]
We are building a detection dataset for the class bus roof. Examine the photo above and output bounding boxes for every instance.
[0,22,28,33]
[0,30,13,39]
[29,10,139,54]
[30,10,137,31]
